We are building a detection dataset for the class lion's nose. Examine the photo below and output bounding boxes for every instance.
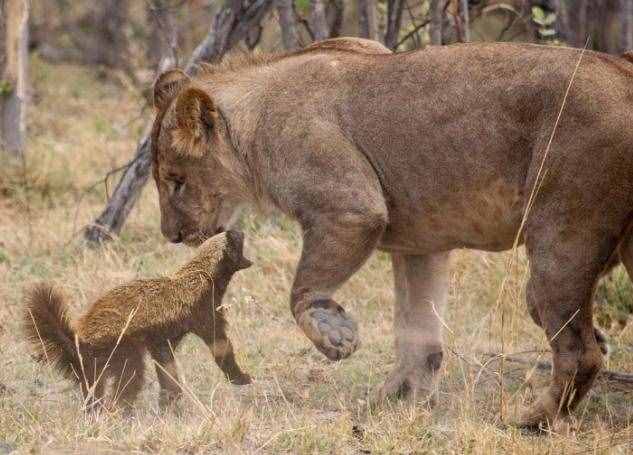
[160,220,184,243]
[165,230,183,243]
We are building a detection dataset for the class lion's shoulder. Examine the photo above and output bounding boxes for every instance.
[304,37,392,55]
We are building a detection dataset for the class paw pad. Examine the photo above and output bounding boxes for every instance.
[298,300,360,361]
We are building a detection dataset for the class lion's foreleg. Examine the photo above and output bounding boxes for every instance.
[378,252,449,404]
[269,119,387,361]
[291,211,386,361]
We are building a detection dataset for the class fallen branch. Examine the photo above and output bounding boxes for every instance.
[481,352,633,386]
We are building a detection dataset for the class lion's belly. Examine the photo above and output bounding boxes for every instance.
[378,179,526,255]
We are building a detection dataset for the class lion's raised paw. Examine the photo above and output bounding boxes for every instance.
[297,300,360,361]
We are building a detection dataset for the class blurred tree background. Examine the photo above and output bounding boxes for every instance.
[9,0,633,170]
[4,0,633,330]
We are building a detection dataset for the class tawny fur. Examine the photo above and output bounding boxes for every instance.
[24,231,251,410]
[147,37,633,428]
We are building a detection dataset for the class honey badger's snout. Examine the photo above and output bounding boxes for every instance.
[225,230,252,270]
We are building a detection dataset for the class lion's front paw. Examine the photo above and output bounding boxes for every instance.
[297,299,360,361]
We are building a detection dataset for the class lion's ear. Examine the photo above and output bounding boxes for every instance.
[174,87,216,145]
[153,69,190,111]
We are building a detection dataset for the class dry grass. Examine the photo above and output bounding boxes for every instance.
[2,57,633,454]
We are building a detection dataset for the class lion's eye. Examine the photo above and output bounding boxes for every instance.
[167,175,185,195]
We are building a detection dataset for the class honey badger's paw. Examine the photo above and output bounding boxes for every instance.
[297,299,360,361]
[229,373,252,385]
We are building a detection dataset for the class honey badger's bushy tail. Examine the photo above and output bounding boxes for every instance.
[24,283,81,381]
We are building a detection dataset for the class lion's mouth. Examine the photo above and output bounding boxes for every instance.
[182,226,225,247]
[182,232,208,247]
[181,209,226,246]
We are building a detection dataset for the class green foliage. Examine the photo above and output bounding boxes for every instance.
[531,6,556,27]
[0,248,9,264]
[0,148,82,208]
[294,0,310,13]
[0,80,13,97]
[532,6,558,41]
[595,266,633,330]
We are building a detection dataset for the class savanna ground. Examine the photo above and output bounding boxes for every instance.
[2,58,633,454]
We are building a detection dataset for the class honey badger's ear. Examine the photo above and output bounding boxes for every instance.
[153,69,190,111]
[174,87,215,143]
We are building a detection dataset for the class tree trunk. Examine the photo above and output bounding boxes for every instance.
[93,0,130,68]
[326,0,344,38]
[276,0,299,50]
[623,0,633,52]
[569,0,588,48]
[0,0,28,157]
[384,0,404,49]
[309,0,329,41]
[553,0,570,44]
[146,0,179,70]
[459,0,470,42]
[358,0,378,40]
[429,0,443,45]
[598,0,618,54]
[84,0,274,244]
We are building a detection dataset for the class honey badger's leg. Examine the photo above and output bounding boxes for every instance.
[194,313,251,385]
[110,343,145,409]
[147,337,184,409]
[378,252,448,404]
[80,359,107,411]
[75,349,110,411]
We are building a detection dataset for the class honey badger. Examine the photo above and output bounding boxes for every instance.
[24,231,251,410]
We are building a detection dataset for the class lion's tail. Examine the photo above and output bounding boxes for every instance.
[23,283,81,381]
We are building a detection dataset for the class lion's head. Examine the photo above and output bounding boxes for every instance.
[150,69,243,246]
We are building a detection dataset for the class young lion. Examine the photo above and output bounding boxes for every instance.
[149,39,633,428]
[24,231,252,410]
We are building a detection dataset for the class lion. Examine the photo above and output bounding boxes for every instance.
[149,38,633,427]
[24,231,252,410]
[188,37,392,233]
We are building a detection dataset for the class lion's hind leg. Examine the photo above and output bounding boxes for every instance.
[516,225,617,428]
